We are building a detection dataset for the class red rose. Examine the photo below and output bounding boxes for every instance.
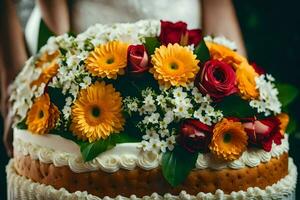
[251,62,265,75]
[127,45,149,74]
[242,117,283,152]
[187,29,202,46]
[159,21,202,46]
[195,60,238,100]
[178,119,212,153]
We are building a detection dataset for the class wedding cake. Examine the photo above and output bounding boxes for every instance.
[7,20,297,199]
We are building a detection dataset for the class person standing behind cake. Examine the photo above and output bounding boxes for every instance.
[1,0,246,157]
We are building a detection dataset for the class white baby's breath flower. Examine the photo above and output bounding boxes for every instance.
[65,97,73,106]
[69,83,79,98]
[158,129,170,138]
[142,128,159,141]
[163,110,174,124]
[62,105,72,120]
[79,76,92,89]
[166,135,176,151]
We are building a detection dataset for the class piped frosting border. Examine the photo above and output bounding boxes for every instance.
[14,129,289,173]
[6,158,297,200]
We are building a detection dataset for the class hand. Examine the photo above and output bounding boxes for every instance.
[3,113,13,157]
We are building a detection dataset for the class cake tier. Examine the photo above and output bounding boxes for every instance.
[7,158,297,200]
[13,153,288,198]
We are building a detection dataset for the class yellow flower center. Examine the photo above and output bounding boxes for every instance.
[223,132,232,143]
[106,57,115,64]
[169,62,179,70]
[38,110,44,119]
[91,106,101,118]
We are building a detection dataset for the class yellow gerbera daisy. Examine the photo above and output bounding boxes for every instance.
[26,94,60,134]
[206,41,247,70]
[70,81,125,142]
[85,41,129,79]
[236,64,259,100]
[209,118,248,161]
[150,43,199,88]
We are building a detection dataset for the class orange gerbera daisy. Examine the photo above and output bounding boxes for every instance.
[150,43,199,88]
[31,50,60,87]
[70,81,125,142]
[209,118,248,161]
[236,64,259,100]
[31,61,59,87]
[206,41,247,70]
[85,41,129,79]
[35,51,60,68]
[26,94,60,134]
[277,113,289,135]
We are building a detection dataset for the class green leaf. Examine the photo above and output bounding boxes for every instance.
[16,119,27,129]
[161,146,198,187]
[37,19,55,52]
[47,87,66,110]
[144,37,161,55]
[276,83,299,108]
[110,133,140,143]
[215,95,257,118]
[80,138,113,162]
[194,40,210,63]
[80,132,139,162]
[286,117,297,134]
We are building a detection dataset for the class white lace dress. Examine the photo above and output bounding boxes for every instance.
[25,0,202,54]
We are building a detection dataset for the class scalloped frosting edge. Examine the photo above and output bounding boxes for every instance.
[13,129,289,173]
[6,158,297,200]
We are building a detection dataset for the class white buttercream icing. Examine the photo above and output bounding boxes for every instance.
[14,128,289,173]
[6,158,297,200]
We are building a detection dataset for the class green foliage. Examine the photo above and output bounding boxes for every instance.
[194,40,210,63]
[80,133,139,162]
[144,37,161,55]
[37,19,55,53]
[47,87,66,110]
[286,116,297,134]
[16,118,27,130]
[215,95,257,118]
[161,145,198,187]
[276,83,299,108]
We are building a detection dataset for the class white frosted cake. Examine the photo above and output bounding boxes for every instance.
[7,20,297,199]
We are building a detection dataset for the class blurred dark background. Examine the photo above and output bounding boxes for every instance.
[1,0,300,199]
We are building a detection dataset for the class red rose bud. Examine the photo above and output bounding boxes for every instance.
[159,20,202,46]
[242,117,283,152]
[251,62,265,75]
[127,45,149,74]
[178,119,212,153]
[187,29,202,46]
[159,20,187,45]
[195,60,238,100]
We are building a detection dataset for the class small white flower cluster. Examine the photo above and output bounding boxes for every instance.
[123,85,223,154]
[250,74,281,116]
[204,35,237,51]
[9,58,42,123]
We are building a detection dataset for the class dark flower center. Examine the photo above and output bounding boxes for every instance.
[213,68,226,82]
[91,106,101,117]
[170,62,179,70]
[38,110,44,119]
[106,57,114,64]
[223,132,232,143]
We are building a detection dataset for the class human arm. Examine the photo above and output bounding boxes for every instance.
[38,0,70,34]
[202,0,247,56]
[0,0,28,156]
